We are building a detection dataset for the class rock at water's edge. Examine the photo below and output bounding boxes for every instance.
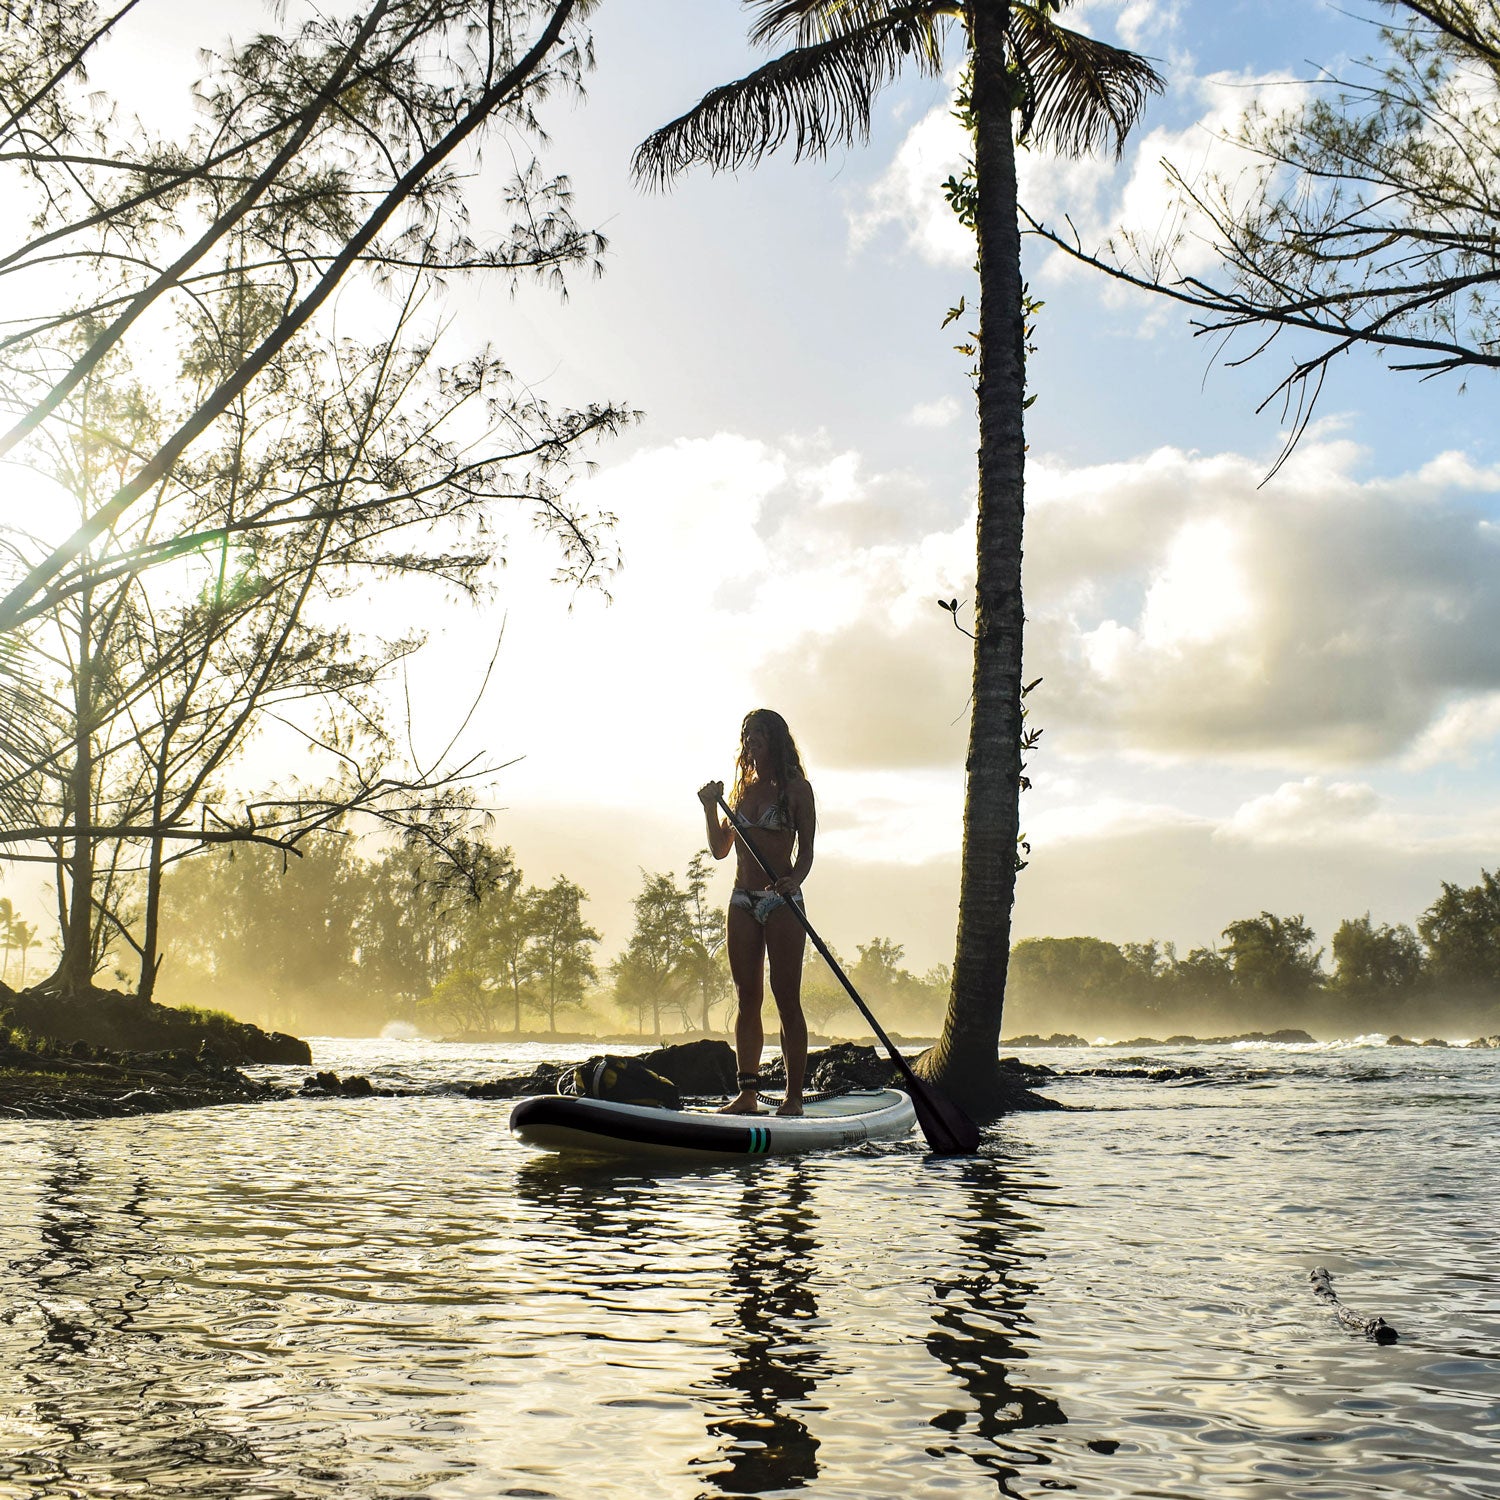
[0,983,310,1064]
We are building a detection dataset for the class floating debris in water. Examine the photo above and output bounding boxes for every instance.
[1309,1267,1399,1344]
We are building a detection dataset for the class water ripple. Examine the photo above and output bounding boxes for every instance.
[0,1045,1494,1497]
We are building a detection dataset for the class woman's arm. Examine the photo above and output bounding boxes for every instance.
[698,780,734,859]
[775,778,816,894]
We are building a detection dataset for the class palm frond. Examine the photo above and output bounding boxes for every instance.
[0,632,56,833]
[1008,4,1164,158]
[746,0,954,54]
[633,5,949,188]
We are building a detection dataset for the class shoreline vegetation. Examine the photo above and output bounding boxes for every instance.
[132,845,1500,1049]
[0,977,1494,1121]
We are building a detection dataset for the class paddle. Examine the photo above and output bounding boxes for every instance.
[717,794,981,1156]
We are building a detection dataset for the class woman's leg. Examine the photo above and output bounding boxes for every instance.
[765,902,809,1116]
[720,902,766,1114]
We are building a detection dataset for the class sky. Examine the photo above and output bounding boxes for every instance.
[11,0,1500,975]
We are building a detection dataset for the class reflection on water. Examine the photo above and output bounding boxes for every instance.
[697,1168,828,1494]
[0,1043,1494,1499]
[923,1156,1066,1496]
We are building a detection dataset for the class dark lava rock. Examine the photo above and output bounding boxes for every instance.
[0,1037,283,1119]
[759,1042,896,1092]
[999,1055,1058,1081]
[465,1062,568,1100]
[1141,1029,1318,1047]
[1385,1035,1415,1047]
[642,1038,737,1095]
[1004,1033,1090,1048]
[299,1070,417,1098]
[0,984,310,1065]
[1420,1037,1451,1048]
[1112,1037,1166,1048]
[1064,1065,1212,1083]
[1466,1035,1500,1049]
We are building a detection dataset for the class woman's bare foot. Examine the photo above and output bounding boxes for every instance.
[718,1089,764,1115]
[774,1096,804,1117]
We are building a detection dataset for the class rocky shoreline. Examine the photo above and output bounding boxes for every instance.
[0,980,310,1121]
[999,1028,1500,1049]
[2,994,1495,1121]
[0,1039,285,1119]
[0,1031,1063,1121]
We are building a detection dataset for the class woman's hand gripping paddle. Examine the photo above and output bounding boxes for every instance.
[718,794,981,1156]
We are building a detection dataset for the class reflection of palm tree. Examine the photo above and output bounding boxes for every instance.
[924,1154,1067,1488]
[696,1165,833,1494]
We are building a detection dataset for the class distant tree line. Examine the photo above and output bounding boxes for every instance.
[156,837,599,1037]
[1001,877,1500,1040]
[43,837,1500,1043]
[716,875,1500,1043]
[147,838,745,1039]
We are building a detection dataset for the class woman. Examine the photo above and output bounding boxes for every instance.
[698,709,815,1116]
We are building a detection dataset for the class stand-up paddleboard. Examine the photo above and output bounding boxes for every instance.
[509,1088,916,1160]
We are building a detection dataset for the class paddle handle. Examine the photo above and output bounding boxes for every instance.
[716,794,925,1094]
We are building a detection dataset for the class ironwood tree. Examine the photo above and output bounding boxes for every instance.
[1026,0,1500,464]
[0,0,606,632]
[528,876,602,1032]
[0,0,631,1001]
[613,870,696,1041]
[6,284,624,1001]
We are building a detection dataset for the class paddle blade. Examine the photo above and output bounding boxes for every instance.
[905,1076,982,1156]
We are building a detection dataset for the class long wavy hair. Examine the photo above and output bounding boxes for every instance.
[730,708,806,815]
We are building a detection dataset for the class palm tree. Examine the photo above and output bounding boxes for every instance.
[635,2,1161,1113]
[0,898,14,984]
[11,921,37,987]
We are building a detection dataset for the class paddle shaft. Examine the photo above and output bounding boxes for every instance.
[717,794,979,1154]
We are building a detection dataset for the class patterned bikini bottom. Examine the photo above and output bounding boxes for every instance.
[729,887,805,927]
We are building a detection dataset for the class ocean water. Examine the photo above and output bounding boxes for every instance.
[0,1037,1495,1499]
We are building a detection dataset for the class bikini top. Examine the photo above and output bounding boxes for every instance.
[734,800,792,833]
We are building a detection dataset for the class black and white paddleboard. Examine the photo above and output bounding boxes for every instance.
[509,1087,916,1160]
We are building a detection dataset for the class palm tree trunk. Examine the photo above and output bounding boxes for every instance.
[916,1,1027,1116]
[56,586,98,1001]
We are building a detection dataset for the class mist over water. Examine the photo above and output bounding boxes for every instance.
[0,1039,1494,1499]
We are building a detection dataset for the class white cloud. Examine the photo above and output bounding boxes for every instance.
[1026,440,1500,765]
[1402,692,1500,770]
[848,56,1307,299]
[720,429,1500,774]
[848,93,972,268]
[1069,0,1186,49]
[1027,795,1206,846]
[1219,777,1389,846]
[907,395,963,428]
